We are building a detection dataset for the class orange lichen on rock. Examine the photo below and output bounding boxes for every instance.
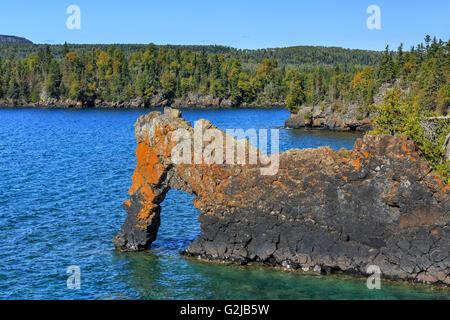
[351,158,361,171]
[136,202,158,221]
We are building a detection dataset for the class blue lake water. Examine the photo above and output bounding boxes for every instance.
[0,107,448,300]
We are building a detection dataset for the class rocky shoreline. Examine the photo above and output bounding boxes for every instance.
[285,104,373,132]
[0,94,285,110]
[113,108,449,286]
[283,83,404,132]
[1,94,374,133]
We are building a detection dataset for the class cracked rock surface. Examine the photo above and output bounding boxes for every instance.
[113,108,449,286]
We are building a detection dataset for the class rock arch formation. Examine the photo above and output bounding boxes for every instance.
[113,108,449,285]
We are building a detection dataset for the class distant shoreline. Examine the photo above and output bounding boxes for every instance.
[0,103,286,110]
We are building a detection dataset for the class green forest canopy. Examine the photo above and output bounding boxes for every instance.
[0,36,448,117]
[0,43,381,66]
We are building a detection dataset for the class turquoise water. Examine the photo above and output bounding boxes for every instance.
[0,108,448,300]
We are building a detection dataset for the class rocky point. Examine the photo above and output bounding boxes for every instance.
[113,108,449,286]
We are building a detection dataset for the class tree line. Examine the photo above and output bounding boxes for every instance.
[0,36,448,116]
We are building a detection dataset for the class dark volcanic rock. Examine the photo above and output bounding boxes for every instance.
[0,94,243,109]
[171,93,233,109]
[285,105,372,132]
[113,108,449,286]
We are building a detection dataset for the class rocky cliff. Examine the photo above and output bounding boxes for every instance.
[113,108,449,285]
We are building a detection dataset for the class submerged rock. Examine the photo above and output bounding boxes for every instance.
[113,108,449,286]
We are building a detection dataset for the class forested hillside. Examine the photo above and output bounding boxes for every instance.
[0,35,32,44]
[0,36,448,116]
[285,36,449,116]
[0,42,380,66]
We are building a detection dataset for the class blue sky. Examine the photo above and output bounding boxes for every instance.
[0,0,449,50]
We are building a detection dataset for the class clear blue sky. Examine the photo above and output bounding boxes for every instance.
[1,0,448,50]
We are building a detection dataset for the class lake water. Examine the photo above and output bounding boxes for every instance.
[0,108,448,300]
